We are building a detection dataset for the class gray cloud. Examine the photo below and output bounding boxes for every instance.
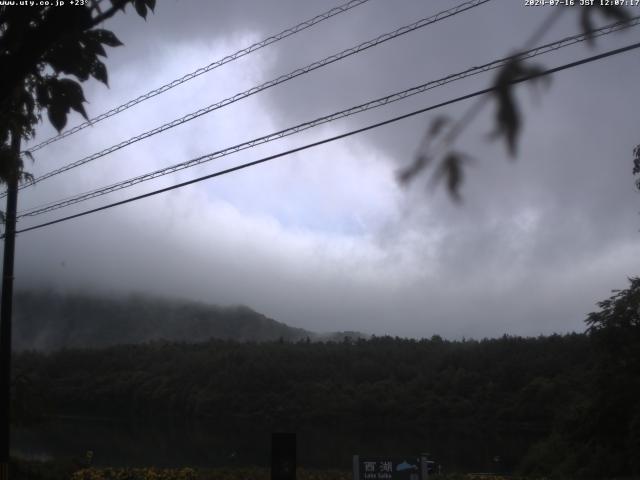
[11,0,640,340]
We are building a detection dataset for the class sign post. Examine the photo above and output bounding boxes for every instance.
[353,456,433,480]
[420,453,430,479]
[271,433,296,480]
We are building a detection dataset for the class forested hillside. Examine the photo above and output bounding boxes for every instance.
[15,334,592,425]
[13,334,591,473]
[11,279,640,478]
[12,291,364,350]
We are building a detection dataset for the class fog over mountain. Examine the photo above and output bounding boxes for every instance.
[12,0,640,339]
[12,290,369,351]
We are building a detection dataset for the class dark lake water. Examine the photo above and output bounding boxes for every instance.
[12,417,539,473]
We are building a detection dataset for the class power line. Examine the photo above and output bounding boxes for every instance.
[430,6,563,164]
[17,17,639,219]
[8,0,491,197]
[10,40,640,238]
[23,0,374,155]
[18,17,638,216]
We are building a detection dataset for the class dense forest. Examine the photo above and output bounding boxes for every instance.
[14,334,590,427]
[11,278,640,478]
[3,334,615,476]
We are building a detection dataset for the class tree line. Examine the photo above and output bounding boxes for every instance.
[11,278,640,478]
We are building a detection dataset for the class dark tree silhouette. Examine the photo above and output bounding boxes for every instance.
[583,278,640,477]
[0,3,155,477]
[0,0,156,185]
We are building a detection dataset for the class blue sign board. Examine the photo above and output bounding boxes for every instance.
[353,456,431,480]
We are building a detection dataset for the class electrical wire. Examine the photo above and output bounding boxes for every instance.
[7,0,492,198]
[432,7,565,160]
[17,16,640,219]
[10,40,640,238]
[23,0,374,155]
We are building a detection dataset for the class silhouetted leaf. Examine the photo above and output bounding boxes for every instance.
[47,102,67,132]
[46,30,118,85]
[92,60,108,86]
[404,115,452,183]
[44,41,86,76]
[92,29,123,48]
[0,0,151,179]
[134,0,148,19]
[581,6,631,45]
[431,151,474,202]
[581,9,596,45]
[489,59,547,157]
[81,32,107,57]
[110,0,128,11]
[56,78,88,119]
[494,90,519,156]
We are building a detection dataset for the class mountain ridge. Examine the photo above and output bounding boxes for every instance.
[13,290,368,351]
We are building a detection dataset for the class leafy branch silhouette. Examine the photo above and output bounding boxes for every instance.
[0,0,156,186]
[400,5,632,201]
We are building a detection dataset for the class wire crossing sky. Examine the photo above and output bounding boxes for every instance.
[22,0,373,156]
[13,40,640,237]
[7,0,491,198]
[11,0,640,340]
[17,17,640,219]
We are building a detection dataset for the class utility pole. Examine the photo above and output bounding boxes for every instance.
[0,131,20,480]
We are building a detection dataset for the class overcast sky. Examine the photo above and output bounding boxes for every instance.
[12,0,640,339]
